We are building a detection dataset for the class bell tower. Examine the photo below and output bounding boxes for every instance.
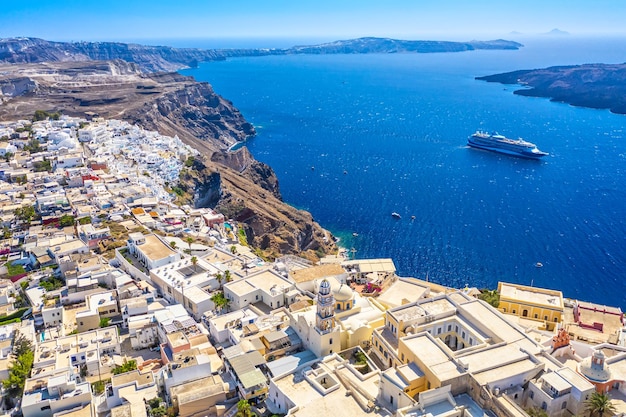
[316,279,335,334]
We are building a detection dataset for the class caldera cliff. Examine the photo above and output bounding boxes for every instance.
[0,59,336,261]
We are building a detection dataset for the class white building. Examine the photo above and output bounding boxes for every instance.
[127,233,180,270]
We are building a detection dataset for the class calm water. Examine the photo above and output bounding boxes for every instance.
[181,37,626,307]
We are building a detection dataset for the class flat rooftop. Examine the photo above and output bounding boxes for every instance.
[377,278,430,308]
[499,282,563,309]
[140,234,176,261]
[289,264,345,284]
[390,297,456,323]
[342,258,396,274]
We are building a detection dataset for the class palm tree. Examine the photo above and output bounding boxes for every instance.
[236,399,254,417]
[191,256,198,272]
[185,237,194,254]
[216,273,223,286]
[210,291,230,314]
[586,392,616,417]
[224,270,232,282]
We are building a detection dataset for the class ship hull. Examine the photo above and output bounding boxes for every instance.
[467,133,548,159]
[467,140,547,159]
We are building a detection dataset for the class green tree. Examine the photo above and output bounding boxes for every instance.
[215,273,223,286]
[33,158,52,172]
[585,392,616,417]
[224,270,232,283]
[14,205,37,224]
[59,214,76,227]
[2,333,34,399]
[99,317,111,328]
[210,292,230,314]
[185,237,194,254]
[191,256,198,272]
[478,289,500,308]
[112,359,137,375]
[170,241,177,250]
[231,245,238,254]
[24,138,42,154]
[236,399,254,417]
[3,152,13,162]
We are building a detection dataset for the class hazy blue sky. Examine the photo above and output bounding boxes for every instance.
[2,0,624,43]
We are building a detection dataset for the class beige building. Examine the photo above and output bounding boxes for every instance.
[498,282,564,331]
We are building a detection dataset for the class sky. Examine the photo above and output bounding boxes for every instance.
[2,0,625,44]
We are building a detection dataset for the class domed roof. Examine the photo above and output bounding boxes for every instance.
[319,279,331,295]
[579,350,611,383]
[333,284,353,301]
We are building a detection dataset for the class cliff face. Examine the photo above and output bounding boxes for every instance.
[0,60,336,260]
[476,63,626,115]
[179,156,334,261]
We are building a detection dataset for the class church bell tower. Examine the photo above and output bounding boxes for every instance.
[316,279,335,333]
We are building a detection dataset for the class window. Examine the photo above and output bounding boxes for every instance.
[534,314,538,319]
[469,338,473,345]
[329,338,333,344]
[512,309,516,314]
[530,391,534,399]
[41,406,51,411]
[554,317,558,322]
[523,309,528,317]
[337,304,341,310]
[462,331,466,339]
[346,303,350,309]
[437,328,442,335]
[80,321,83,326]
[561,402,567,410]
[401,353,405,362]
[447,325,451,331]
[541,402,547,411]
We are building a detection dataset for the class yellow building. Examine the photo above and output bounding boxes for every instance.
[497,282,564,330]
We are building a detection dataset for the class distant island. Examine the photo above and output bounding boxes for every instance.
[0,37,523,72]
[476,63,626,115]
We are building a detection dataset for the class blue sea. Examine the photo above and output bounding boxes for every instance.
[180,36,626,308]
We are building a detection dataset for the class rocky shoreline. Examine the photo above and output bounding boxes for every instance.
[476,63,626,115]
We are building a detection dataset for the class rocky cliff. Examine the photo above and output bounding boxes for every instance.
[1,37,522,73]
[0,60,336,260]
[476,63,626,114]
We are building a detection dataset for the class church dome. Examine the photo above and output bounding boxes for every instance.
[579,350,611,383]
[333,284,353,301]
[319,279,331,296]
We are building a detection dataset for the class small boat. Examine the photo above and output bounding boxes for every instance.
[535,262,543,268]
[352,232,359,237]
[411,215,416,220]
[311,166,315,171]
[391,212,401,219]
[343,170,348,175]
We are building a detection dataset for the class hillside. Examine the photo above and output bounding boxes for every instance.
[476,63,626,114]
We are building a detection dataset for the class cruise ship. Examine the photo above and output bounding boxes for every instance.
[468,131,548,159]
